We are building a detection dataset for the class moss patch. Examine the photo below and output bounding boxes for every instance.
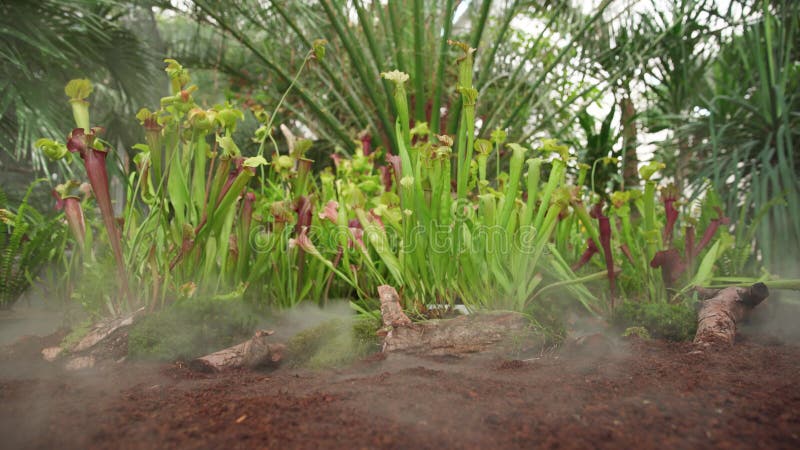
[285,317,381,369]
[614,301,696,341]
[60,318,93,350]
[128,298,259,361]
[622,326,652,340]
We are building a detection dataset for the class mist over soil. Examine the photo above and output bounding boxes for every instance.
[2,333,799,449]
[0,294,66,347]
[743,291,800,344]
[262,301,359,343]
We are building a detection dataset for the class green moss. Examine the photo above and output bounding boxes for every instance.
[60,318,93,350]
[285,317,381,369]
[352,315,382,342]
[614,301,696,341]
[127,297,259,361]
[622,326,651,340]
[526,302,568,345]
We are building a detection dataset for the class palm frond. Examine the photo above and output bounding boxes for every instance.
[685,0,800,271]
[0,0,162,174]
[173,0,623,155]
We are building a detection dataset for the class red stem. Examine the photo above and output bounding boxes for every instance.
[598,215,616,305]
[360,133,372,156]
[571,238,599,271]
[694,216,728,257]
[293,196,313,286]
[619,243,635,266]
[386,154,402,192]
[379,165,393,191]
[323,247,344,303]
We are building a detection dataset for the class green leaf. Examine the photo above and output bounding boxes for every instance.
[688,239,722,288]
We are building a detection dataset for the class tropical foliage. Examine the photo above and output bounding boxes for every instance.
[0,183,66,309]
[683,1,800,271]
[0,0,161,173]
[166,0,623,154]
[1,0,797,342]
[37,54,777,323]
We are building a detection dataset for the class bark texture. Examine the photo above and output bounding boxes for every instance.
[191,330,285,372]
[41,307,145,370]
[377,285,541,355]
[378,285,412,327]
[620,96,638,189]
[694,283,769,347]
[72,307,145,352]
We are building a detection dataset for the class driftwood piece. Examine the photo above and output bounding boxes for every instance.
[41,346,63,362]
[191,330,285,372]
[37,307,145,369]
[378,285,412,327]
[64,355,95,371]
[72,307,145,352]
[694,282,769,347]
[377,285,539,355]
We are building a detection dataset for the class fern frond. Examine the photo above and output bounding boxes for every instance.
[0,179,65,308]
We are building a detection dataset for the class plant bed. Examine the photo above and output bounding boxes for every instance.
[36,280,770,374]
[1,328,799,449]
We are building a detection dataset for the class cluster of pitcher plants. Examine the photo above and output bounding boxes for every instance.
[31,42,768,323]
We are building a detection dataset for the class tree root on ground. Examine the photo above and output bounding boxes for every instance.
[377,285,542,355]
[693,282,769,348]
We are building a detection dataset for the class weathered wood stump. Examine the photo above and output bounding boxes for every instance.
[693,282,769,347]
[377,285,541,355]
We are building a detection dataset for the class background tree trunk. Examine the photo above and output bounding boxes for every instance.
[621,95,639,189]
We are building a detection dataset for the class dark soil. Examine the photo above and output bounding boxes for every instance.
[1,334,799,449]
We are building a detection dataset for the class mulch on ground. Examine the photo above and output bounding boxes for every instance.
[1,334,798,449]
